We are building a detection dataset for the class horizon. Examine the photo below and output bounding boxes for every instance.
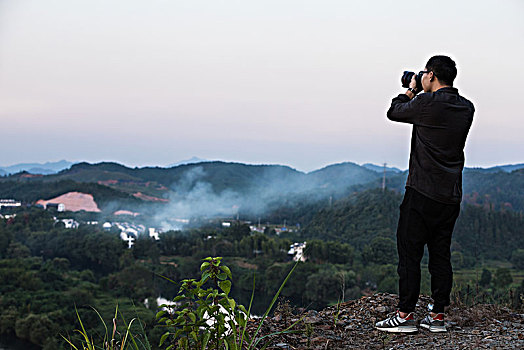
[1,157,524,174]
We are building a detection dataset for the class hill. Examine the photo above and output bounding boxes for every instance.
[0,161,381,208]
[302,188,524,262]
[383,168,524,212]
[1,161,524,224]
[0,179,141,211]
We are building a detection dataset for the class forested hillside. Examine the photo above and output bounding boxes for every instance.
[383,168,524,213]
[0,180,141,210]
[302,189,524,264]
[0,161,381,200]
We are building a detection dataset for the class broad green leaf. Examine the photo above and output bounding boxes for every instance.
[201,271,211,282]
[220,265,233,279]
[229,298,236,310]
[218,280,231,294]
[201,332,211,350]
[190,331,198,342]
[159,331,170,346]
[200,262,210,271]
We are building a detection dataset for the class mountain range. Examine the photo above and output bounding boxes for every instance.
[3,158,523,175]
[0,160,75,176]
[1,159,523,214]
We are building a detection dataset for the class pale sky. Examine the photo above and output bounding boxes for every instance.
[1,0,523,171]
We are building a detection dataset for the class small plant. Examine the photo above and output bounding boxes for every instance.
[333,271,346,329]
[157,257,303,350]
[274,299,294,328]
[304,322,314,349]
[333,296,342,329]
[62,304,151,350]
[156,257,246,349]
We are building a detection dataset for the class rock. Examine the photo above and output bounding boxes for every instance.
[304,316,322,324]
[376,306,386,313]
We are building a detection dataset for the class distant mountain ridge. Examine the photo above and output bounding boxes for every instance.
[167,156,207,168]
[479,163,524,173]
[1,160,524,214]
[361,163,402,173]
[42,160,381,198]
[0,160,74,175]
[3,159,524,176]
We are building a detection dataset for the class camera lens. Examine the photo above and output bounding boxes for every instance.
[401,71,423,91]
[401,71,415,88]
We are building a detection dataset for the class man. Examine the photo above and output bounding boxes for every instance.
[375,55,475,333]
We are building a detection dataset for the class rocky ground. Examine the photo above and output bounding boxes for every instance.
[246,293,524,349]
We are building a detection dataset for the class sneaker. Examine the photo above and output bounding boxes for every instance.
[420,313,446,333]
[375,311,418,333]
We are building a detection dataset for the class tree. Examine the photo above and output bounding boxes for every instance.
[0,307,18,334]
[362,237,397,265]
[451,251,464,269]
[493,268,513,289]
[226,223,251,241]
[6,242,31,258]
[304,265,341,307]
[479,268,492,287]
[511,249,524,269]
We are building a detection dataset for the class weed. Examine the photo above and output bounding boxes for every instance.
[62,304,151,350]
[156,256,304,349]
[303,322,313,349]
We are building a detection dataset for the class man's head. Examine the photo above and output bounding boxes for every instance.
[421,55,457,92]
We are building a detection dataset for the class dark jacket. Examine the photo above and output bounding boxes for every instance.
[387,87,475,204]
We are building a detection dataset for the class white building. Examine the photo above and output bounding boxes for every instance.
[61,219,79,229]
[249,225,265,233]
[0,199,21,209]
[288,242,307,262]
[149,228,160,240]
[120,232,135,249]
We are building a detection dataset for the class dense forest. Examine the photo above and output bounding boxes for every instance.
[1,185,523,349]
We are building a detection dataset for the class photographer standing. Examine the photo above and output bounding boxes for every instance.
[375,55,475,333]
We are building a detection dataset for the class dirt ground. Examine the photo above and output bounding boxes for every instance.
[246,293,524,349]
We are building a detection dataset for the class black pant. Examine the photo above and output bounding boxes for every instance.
[396,187,460,314]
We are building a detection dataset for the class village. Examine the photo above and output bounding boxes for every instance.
[0,196,307,262]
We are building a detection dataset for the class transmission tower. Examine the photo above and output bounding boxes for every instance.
[382,163,387,191]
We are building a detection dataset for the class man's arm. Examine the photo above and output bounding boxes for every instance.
[386,93,426,124]
[387,73,426,124]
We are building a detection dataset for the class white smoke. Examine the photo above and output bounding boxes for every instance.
[153,166,242,231]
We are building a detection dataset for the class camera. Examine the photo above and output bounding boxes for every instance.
[401,71,423,92]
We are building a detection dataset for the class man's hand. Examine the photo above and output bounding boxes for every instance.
[409,74,417,90]
[405,74,418,99]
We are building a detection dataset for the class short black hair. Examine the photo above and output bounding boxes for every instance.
[426,55,457,86]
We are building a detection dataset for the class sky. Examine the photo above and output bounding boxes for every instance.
[1,0,523,172]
